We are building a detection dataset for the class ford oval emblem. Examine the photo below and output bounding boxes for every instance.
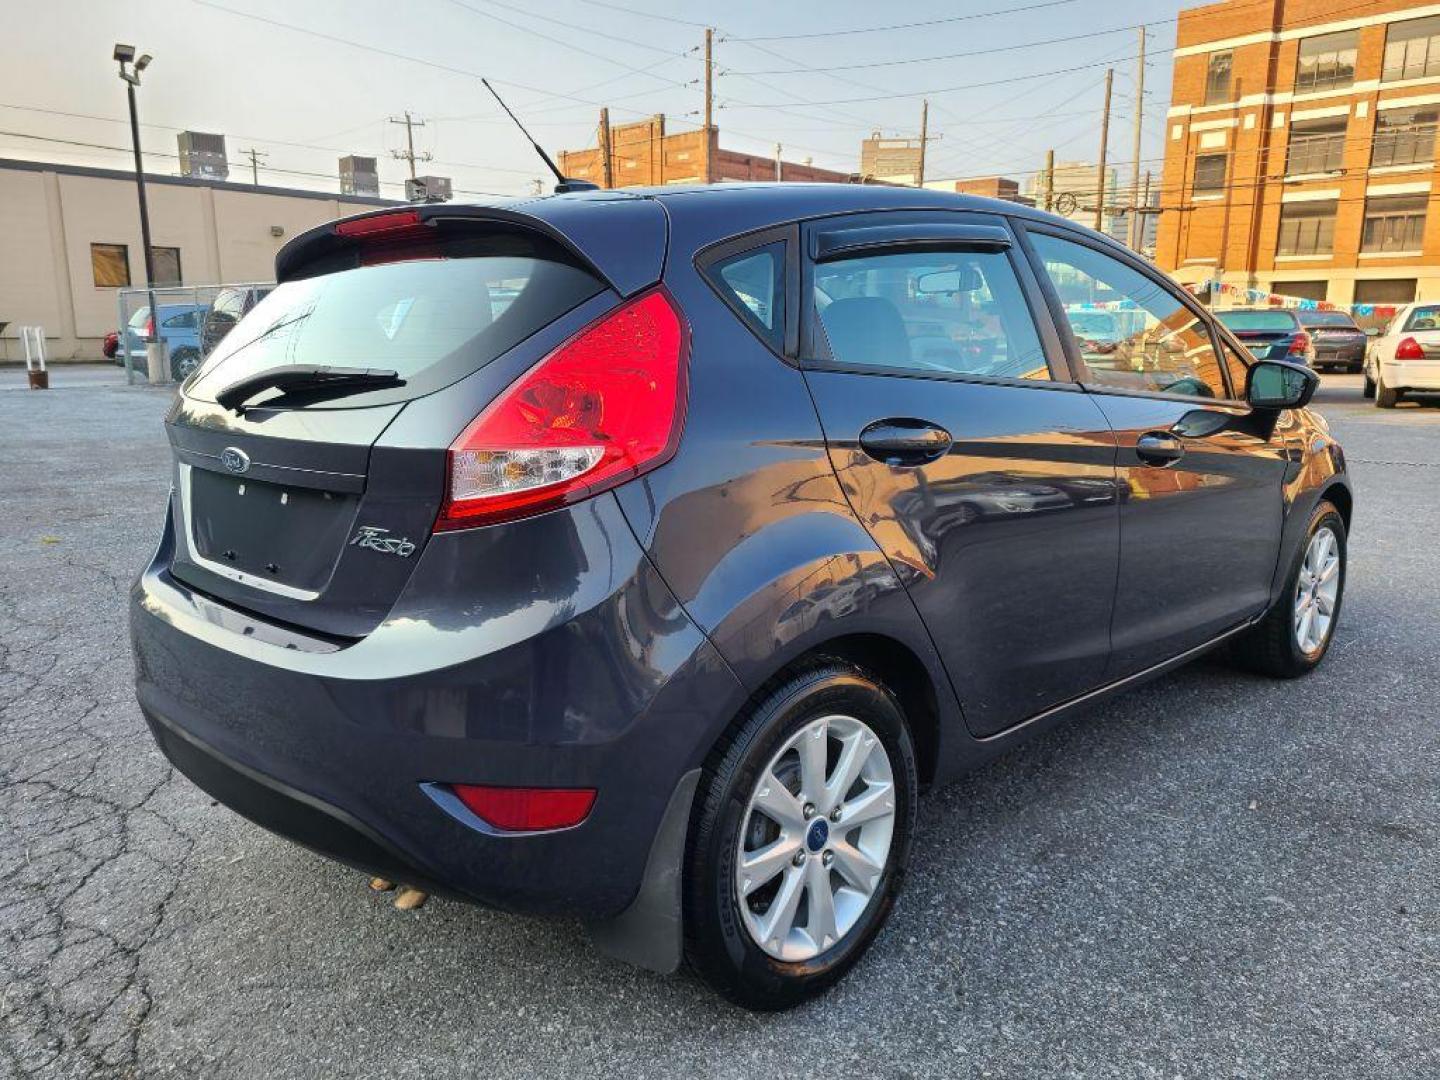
[221,447,250,474]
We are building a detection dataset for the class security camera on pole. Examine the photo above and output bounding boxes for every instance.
[114,44,166,385]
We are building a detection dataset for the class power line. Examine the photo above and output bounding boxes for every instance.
[726,19,1179,76]
[720,0,1081,43]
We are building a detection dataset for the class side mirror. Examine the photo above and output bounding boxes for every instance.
[1247,359,1318,410]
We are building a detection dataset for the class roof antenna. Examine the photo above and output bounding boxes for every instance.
[482,78,598,195]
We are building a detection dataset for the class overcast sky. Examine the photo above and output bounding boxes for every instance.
[0,0,1177,200]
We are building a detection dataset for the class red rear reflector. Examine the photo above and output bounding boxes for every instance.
[436,288,688,531]
[1288,331,1311,356]
[334,209,423,238]
[1396,336,1425,360]
[451,784,596,831]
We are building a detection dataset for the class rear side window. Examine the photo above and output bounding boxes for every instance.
[187,231,604,407]
[706,242,785,351]
[811,248,1048,381]
[1404,304,1440,330]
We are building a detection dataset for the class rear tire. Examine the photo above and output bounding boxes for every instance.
[1376,372,1399,408]
[170,347,201,382]
[683,662,917,1011]
[1230,501,1345,678]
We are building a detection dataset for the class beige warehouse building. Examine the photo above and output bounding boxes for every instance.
[0,158,393,361]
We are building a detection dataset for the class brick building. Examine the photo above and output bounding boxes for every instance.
[1158,0,1440,307]
[557,116,861,187]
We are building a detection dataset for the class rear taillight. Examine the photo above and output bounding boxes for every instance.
[450,784,596,832]
[1288,331,1311,357]
[144,316,154,339]
[435,288,688,531]
[1396,336,1425,360]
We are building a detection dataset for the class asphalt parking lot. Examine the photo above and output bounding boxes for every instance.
[2,366,1436,1079]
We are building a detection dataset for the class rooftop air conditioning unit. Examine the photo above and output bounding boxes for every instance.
[177,131,228,181]
[405,175,453,203]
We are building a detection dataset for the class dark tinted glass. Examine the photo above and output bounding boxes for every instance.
[188,232,604,406]
[812,247,1048,380]
[709,242,785,350]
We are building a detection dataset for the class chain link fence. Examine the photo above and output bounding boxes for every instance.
[116,283,273,385]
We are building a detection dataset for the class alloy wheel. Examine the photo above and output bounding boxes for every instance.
[735,713,896,962]
[1294,526,1340,655]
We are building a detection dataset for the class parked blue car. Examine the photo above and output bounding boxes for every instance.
[132,185,1351,1010]
[123,303,207,380]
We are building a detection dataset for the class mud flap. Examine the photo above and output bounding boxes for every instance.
[585,769,700,974]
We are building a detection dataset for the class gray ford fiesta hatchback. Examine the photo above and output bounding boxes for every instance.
[132,183,1351,1009]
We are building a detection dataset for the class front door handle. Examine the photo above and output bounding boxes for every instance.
[858,419,953,466]
[1135,431,1185,466]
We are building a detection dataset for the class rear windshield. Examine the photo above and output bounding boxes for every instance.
[1403,305,1440,331]
[1216,310,1297,331]
[1297,311,1357,328]
[187,231,604,407]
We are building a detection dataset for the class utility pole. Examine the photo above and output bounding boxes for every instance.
[238,146,268,187]
[1043,148,1055,212]
[598,108,613,189]
[389,111,431,179]
[703,28,714,183]
[774,142,782,182]
[917,100,930,188]
[1140,170,1152,254]
[1095,68,1114,233]
[1127,27,1146,250]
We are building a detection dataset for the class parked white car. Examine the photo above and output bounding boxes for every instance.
[1365,302,1440,408]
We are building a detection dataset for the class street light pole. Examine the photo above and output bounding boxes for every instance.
[123,79,158,298]
[115,44,163,382]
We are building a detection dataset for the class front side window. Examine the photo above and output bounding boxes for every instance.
[1194,153,1228,192]
[811,247,1049,381]
[1205,51,1233,105]
[1286,116,1347,175]
[1372,107,1438,168]
[706,242,785,350]
[1363,195,1428,253]
[1384,16,1440,82]
[1029,232,1230,399]
[1295,30,1358,93]
[91,243,130,288]
[1277,201,1338,256]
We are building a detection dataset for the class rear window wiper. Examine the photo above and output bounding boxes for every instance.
[216,365,404,412]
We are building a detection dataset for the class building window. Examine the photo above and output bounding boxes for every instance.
[1286,116,1347,176]
[1383,16,1440,82]
[1277,201,1338,256]
[1354,279,1417,305]
[1205,52,1233,105]
[1372,107,1438,168]
[1271,280,1329,301]
[1193,153,1227,192]
[1362,195,1428,253]
[1295,30,1358,93]
[150,246,183,286]
[90,243,130,288]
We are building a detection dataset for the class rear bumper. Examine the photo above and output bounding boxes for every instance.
[131,494,745,919]
[1313,343,1365,364]
[1380,359,1440,391]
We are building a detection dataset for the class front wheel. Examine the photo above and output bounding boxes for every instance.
[683,663,917,1010]
[1230,501,1345,678]
[170,347,202,382]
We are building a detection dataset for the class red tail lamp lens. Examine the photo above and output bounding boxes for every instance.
[1288,331,1311,356]
[436,288,688,531]
[451,784,596,832]
[1396,336,1425,360]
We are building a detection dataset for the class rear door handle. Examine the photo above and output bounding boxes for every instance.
[858,419,953,466]
[1135,431,1185,466]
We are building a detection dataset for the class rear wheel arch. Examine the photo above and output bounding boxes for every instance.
[721,633,943,789]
